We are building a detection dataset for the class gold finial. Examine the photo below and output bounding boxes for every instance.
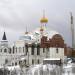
[43,10,45,18]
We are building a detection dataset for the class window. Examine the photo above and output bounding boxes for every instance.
[47,48,49,52]
[0,49,2,52]
[24,60,26,64]
[5,59,8,64]
[24,36,31,40]
[31,44,35,55]
[15,62,17,65]
[37,44,40,55]
[12,63,14,66]
[56,48,58,53]
[32,59,34,64]
[25,44,28,55]
[20,36,31,40]
[37,59,40,64]
[4,48,7,53]
[19,61,22,65]
[13,46,14,54]
[43,48,45,53]
[9,48,11,53]
[23,47,24,53]
[16,47,17,53]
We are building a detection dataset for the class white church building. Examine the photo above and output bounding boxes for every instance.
[0,13,67,67]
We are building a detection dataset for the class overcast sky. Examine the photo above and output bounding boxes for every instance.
[0,0,75,47]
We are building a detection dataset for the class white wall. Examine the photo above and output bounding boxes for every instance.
[49,47,64,61]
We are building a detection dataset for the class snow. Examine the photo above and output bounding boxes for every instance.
[33,27,59,39]
[43,58,61,60]
[63,65,72,69]
[20,57,26,60]
[1,63,75,75]
[6,65,20,70]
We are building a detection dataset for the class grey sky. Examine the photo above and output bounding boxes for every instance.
[0,0,75,47]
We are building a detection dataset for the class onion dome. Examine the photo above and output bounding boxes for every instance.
[40,17,48,23]
[40,10,48,23]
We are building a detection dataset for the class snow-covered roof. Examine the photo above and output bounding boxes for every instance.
[19,32,35,41]
[20,57,26,60]
[32,27,59,39]
[15,27,60,45]
[43,58,61,61]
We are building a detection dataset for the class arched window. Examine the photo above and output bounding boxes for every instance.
[37,44,40,55]
[23,47,24,53]
[43,48,45,53]
[9,48,11,53]
[56,48,58,53]
[5,59,8,64]
[24,60,26,64]
[4,48,7,53]
[32,59,34,64]
[25,44,28,55]
[56,45,59,53]
[37,59,40,64]
[31,44,35,55]
[15,62,17,65]
[13,46,14,54]
[19,61,22,65]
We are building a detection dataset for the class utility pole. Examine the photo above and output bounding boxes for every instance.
[70,12,74,57]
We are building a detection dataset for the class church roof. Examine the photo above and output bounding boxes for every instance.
[33,27,59,39]
[2,32,7,40]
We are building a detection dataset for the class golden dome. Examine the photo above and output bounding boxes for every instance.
[40,10,48,23]
[40,17,48,23]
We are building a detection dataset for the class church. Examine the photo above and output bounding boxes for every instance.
[0,12,70,67]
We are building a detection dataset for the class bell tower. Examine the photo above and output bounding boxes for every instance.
[70,12,75,48]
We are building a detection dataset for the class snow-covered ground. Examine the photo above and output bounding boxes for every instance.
[24,63,75,75]
[1,63,75,75]
[62,63,75,75]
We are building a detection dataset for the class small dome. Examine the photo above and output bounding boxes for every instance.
[40,28,44,31]
[40,26,44,31]
[40,17,48,23]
